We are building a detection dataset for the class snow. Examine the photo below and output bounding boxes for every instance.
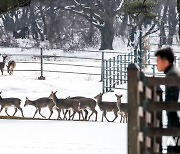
[0,46,128,154]
[0,120,127,154]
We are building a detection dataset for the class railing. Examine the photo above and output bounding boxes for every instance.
[102,50,151,93]
[128,63,180,154]
[0,48,102,79]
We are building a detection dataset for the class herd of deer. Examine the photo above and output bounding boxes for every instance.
[0,55,128,122]
[0,91,128,123]
[0,54,16,75]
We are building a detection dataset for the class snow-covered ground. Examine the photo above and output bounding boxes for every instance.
[0,120,127,154]
[0,46,128,154]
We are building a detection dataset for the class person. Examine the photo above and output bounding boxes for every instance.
[155,47,180,152]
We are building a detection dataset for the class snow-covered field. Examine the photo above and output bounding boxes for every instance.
[0,47,128,154]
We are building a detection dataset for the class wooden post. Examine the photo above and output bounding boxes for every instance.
[128,64,141,154]
[38,48,45,80]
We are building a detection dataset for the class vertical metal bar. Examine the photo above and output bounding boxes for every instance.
[117,55,120,85]
[139,30,142,70]
[120,55,122,84]
[105,60,108,92]
[124,55,127,83]
[152,65,155,77]
[40,48,43,77]
[113,57,116,88]
[109,58,112,91]
[102,58,105,94]
[128,53,130,64]
[101,51,105,82]
[38,48,45,80]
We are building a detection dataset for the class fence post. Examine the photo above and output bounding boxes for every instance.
[152,65,155,77]
[120,55,122,84]
[105,60,108,92]
[102,59,105,93]
[128,63,141,154]
[113,57,116,88]
[117,55,120,85]
[38,48,45,80]
[109,58,112,91]
[101,51,105,82]
[124,55,127,83]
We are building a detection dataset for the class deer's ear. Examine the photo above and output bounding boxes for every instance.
[25,97,28,100]
[120,94,123,97]
[0,91,2,94]
[54,91,57,94]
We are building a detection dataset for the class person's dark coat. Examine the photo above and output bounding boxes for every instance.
[165,64,180,127]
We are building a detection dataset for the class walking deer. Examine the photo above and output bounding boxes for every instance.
[69,96,97,121]
[24,97,55,119]
[94,93,119,122]
[0,55,8,75]
[7,60,16,75]
[0,92,24,117]
[115,94,128,123]
[49,91,83,120]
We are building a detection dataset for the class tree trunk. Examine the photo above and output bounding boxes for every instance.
[168,4,177,45]
[177,0,180,39]
[99,21,114,50]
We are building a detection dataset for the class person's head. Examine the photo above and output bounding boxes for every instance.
[155,47,174,72]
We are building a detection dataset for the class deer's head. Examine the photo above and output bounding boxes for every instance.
[115,94,123,102]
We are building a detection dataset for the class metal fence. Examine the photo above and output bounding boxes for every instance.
[102,48,180,93]
[0,48,103,79]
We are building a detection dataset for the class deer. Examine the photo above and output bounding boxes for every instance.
[7,60,16,75]
[94,93,119,122]
[48,91,83,120]
[69,96,97,121]
[115,94,128,123]
[24,97,55,119]
[0,55,8,75]
[0,91,24,117]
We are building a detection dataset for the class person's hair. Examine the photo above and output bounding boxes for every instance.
[155,47,174,64]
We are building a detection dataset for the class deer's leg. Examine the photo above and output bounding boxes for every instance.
[63,110,69,120]
[38,108,46,118]
[126,114,128,123]
[5,107,11,116]
[0,106,4,115]
[80,110,85,120]
[68,110,71,120]
[119,112,123,123]
[57,108,62,120]
[1,69,3,75]
[103,111,110,122]
[88,109,97,121]
[112,110,118,122]
[94,110,98,121]
[48,107,53,119]
[84,109,88,120]
[101,112,104,122]
[17,106,24,117]
[70,110,76,120]
[12,108,18,116]
[33,109,38,118]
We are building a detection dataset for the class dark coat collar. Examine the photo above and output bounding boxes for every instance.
[164,64,173,74]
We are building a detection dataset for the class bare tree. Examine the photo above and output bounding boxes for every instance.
[57,0,124,50]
